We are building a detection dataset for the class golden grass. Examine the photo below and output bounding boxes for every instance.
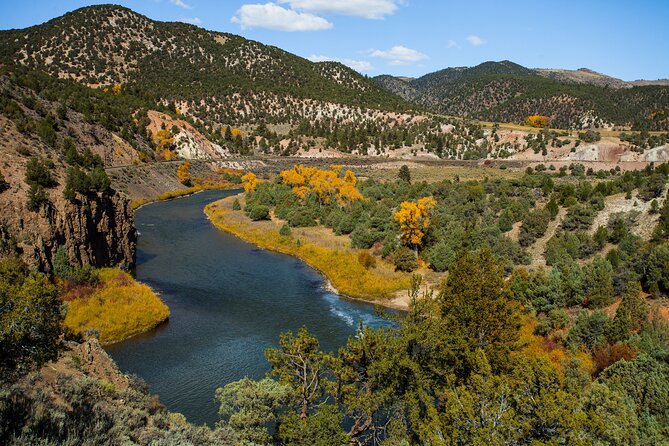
[64,268,170,344]
[474,119,666,138]
[205,196,411,301]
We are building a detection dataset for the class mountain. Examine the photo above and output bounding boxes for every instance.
[0,4,409,125]
[534,68,628,88]
[374,61,669,130]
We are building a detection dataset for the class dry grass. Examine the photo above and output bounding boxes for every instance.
[205,195,411,301]
[362,164,523,183]
[64,268,170,344]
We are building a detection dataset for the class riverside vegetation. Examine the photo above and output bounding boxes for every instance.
[2,247,669,445]
[2,160,669,445]
[193,163,669,443]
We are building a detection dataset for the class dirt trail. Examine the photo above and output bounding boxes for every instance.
[527,207,567,269]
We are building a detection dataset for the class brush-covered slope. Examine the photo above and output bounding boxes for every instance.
[374,61,669,130]
[0,66,136,272]
[0,4,408,126]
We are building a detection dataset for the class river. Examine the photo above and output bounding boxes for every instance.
[105,190,393,425]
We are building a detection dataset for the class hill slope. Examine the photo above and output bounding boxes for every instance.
[0,4,409,126]
[374,61,669,130]
[0,70,136,272]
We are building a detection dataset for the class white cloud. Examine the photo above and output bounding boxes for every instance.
[231,3,333,31]
[466,35,486,46]
[447,39,457,49]
[307,54,374,72]
[180,17,202,25]
[369,45,427,65]
[279,0,401,19]
[170,0,192,10]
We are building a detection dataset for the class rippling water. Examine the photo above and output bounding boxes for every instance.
[105,190,393,425]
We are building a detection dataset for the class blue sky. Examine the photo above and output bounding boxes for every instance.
[1,0,667,80]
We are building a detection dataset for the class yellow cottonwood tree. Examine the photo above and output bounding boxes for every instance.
[241,172,258,192]
[177,161,191,185]
[337,170,363,205]
[279,165,363,206]
[526,115,551,128]
[394,197,436,250]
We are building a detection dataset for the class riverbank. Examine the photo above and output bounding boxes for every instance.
[130,182,240,209]
[204,194,412,308]
[63,268,170,344]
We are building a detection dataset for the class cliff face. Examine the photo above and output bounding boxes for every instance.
[9,192,136,272]
[0,98,136,272]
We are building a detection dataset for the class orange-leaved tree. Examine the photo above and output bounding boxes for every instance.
[241,172,258,192]
[526,115,551,128]
[394,197,436,252]
[177,161,191,186]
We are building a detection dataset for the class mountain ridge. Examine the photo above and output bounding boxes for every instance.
[373,61,669,130]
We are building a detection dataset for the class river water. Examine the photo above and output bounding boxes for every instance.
[105,190,393,425]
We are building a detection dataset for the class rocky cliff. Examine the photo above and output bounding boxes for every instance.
[0,191,136,272]
[0,78,136,272]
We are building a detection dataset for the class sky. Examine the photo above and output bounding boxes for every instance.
[1,0,668,81]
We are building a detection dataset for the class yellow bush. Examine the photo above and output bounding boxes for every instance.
[515,314,593,374]
[64,268,170,344]
[526,115,551,128]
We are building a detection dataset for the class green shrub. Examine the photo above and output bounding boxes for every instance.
[427,241,455,272]
[245,204,270,221]
[578,130,601,143]
[288,207,317,227]
[232,198,241,211]
[63,166,110,202]
[519,208,551,247]
[25,157,54,188]
[223,172,242,184]
[27,184,48,211]
[566,310,610,350]
[279,223,291,237]
[350,224,379,249]
[393,247,417,272]
[562,205,595,231]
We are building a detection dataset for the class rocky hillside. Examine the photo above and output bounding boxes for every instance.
[374,61,669,130]
[535,67,629,88]
[0,4,407,127]
[0,69,135,272]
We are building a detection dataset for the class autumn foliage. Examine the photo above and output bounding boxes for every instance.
[394,197,436,249]
[526,115,551,128]
[279,164,363,206]
[177,161,191,185]
[153,128,175,160]
[64,268,170,344]
[241,172,258,192]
